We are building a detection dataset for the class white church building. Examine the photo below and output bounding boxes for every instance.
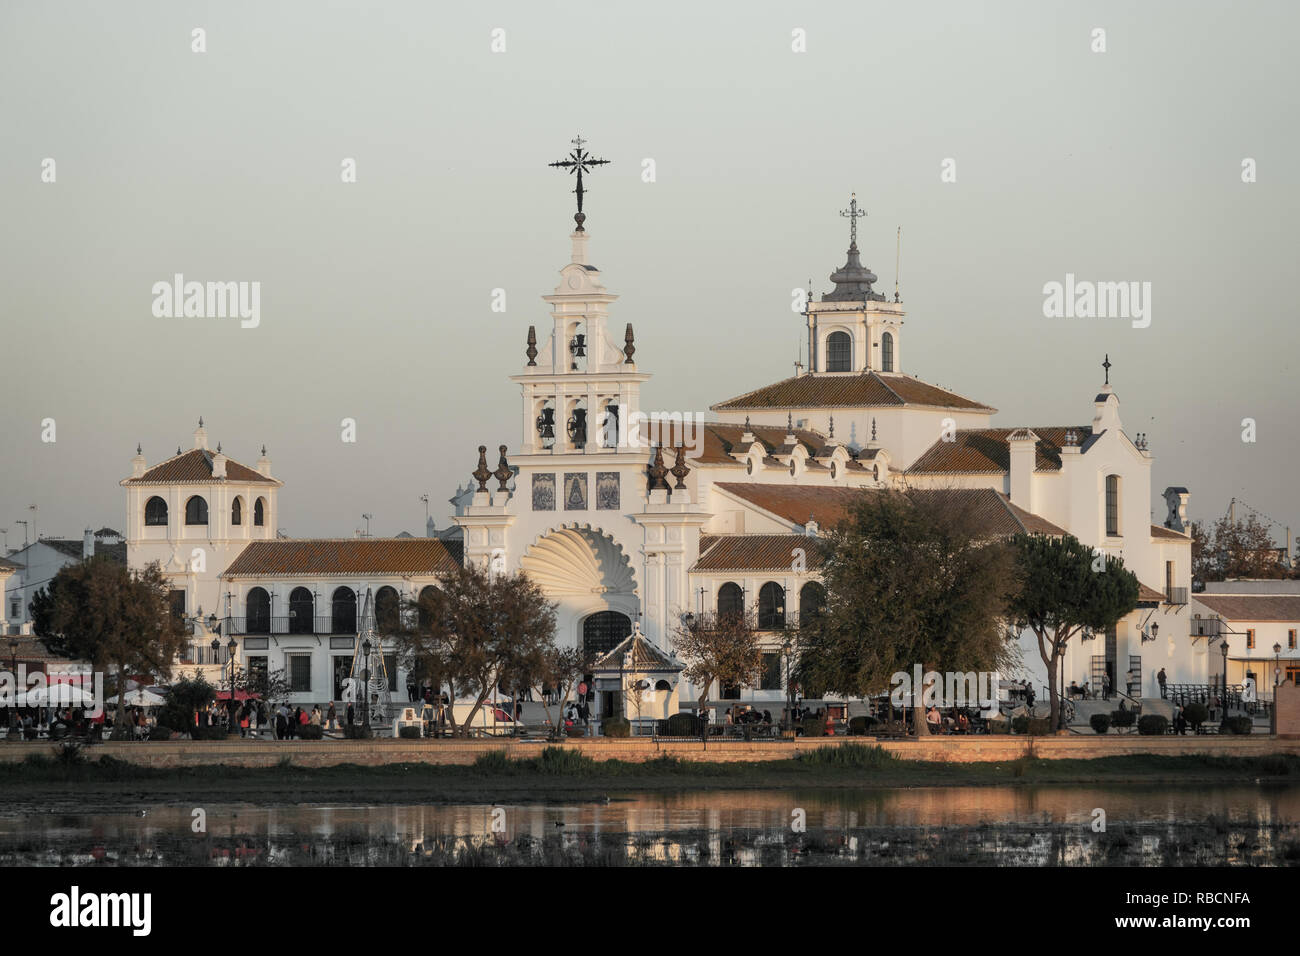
[121,175,1201,720]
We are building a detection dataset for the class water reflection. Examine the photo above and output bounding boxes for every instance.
[2,786,1297,867]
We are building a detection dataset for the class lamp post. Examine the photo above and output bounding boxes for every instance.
[1274,642,1283,693]
[1220,636,1229,713]
[8,638,17,730]
[227,637,238,712]
[362,638,372,732]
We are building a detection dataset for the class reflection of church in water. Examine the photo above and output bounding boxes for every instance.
[449,138,1163,710]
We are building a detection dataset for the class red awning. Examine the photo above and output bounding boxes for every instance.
[215,689,260,701]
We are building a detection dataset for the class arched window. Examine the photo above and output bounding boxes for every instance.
[799,582,827,623]
[416,585,440,630]
[582,610,632,658]
[253,497,266,527]
[718,582,744,618]
[881,332,894,372]
[246,587,270,634]
[758,582,786,629]
[144,496,168,526]
[826,331,852,372]
[288,587,314,634]
[375,585,401,634]
[184,496,208,526]
[231,496,243,526]
[1105,474,1121,536]
[331,587,357,634]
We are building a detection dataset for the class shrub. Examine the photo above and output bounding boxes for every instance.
[299,724,325,740]
[56,740,85,766]
[847,715,878,736]
[343,724,372,740]
[1011,715,1030,735]
[191,725,228,741]
[1183,702,1208,729]
[662,712,700,737]
[801,716,826,738]
[987,717,1010,735]
[472,750,513,772]
[396,725,421,740]
[1221,715,1253,735]
[1090,713,1111,734]
[530,746,597,775]
[1137,715,1169,736]
[1012,716,1051,735]
[601,716,630,738]
[1111,709,1136,729]
[798,743,896,768]
[148,725,173,742]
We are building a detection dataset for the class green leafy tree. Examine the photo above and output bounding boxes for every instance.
[672,609,763,733]
[796,489,1018,735]
[1192,513,1288,582]
[30,558,189,739]
[1007,534,1139,730]
[157,671,216,733]
[395,564,556,737]
[534,644,594,738]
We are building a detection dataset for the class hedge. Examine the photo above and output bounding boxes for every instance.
[1221,715,1253,735]
[662,712,700,737]
[1137,714,1169,736]
[1089,713,1111,734]
[601,716,631,738]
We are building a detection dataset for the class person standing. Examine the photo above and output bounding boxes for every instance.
[1157,668,1167,699]
[326,701,337,731]
[1102,672,1111,702]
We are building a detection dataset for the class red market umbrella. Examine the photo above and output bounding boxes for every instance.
[215,689,260,702]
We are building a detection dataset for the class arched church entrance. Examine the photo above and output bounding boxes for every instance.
[582,610,632,658]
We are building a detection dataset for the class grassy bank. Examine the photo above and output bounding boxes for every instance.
[2,743,1299,807]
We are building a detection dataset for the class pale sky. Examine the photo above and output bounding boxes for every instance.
[2,0,1297,547]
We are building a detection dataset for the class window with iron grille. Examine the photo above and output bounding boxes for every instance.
[1105,475,1120,536]
[760,653,782,690]
[144,496,168,526]
[288,654,312,692]
[717,582,744,618]
[880,332,894,372]
[1247,629,1255,650]
[826,331,852,372]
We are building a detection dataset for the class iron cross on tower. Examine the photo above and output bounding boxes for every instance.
[841,192,866,246]
[549,134,610,232]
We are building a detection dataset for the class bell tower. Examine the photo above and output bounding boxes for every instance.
[805,193,906,375]
[513,136,649,454]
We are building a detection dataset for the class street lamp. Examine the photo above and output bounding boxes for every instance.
[1220,637,1230,712]
[1275,642,1283,691]
[8,638,17,730]
[227,638,238,711]
[362,638,372,731]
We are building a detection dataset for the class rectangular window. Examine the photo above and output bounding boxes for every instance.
[9,600,18,618]
[244,636,269,651]
[168,589,186,620]
[329,636,355,650]
[1288,665,1300,686]
[247,656,268,695]
[1246,629,1255,650]
[332,655,353,701]
[1290,629,1296,650]
[1105,475,1120,536]
[385,653,398,693]
[288,654,312,693]
[760,653,782,691]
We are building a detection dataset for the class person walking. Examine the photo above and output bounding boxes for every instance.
[274,705,287,741]
[326,701,337,732]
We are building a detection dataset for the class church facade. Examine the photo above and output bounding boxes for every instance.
[121,178,1199,718]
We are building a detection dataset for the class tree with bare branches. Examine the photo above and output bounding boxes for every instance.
[671,610,763,735]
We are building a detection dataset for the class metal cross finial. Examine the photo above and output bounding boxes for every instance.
[1103,353,1112,386]
[840,192,866,247]
[549,134,610,232]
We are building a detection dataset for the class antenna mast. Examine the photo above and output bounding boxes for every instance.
[894,227,902,302]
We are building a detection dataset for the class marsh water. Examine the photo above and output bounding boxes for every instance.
[3,785,1298,866]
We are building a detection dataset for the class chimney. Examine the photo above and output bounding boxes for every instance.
[1163,487,1190,533]
[212,447,227,479]
[82,529,94,560]
[1007,428,1039,512]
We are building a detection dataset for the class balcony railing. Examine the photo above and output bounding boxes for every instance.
[225,615,360,636]
[180,645,234,666]
[1165,587,1188,605]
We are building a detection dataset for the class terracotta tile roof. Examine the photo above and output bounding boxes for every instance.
[1137,582,1167,604]
[713,483,866,528]
[906,426,1092,475]
[123,448,278,485]
[8,636,88,665]
[639,420,826,466]
[1193,594,1300,622]
[712,371,994,412]
[1150,524,1189,540]
[39,539,128,564]
[223,538,463,577]
[592,634,681,672]
[713,484,1065,538]
[693,534,828,572]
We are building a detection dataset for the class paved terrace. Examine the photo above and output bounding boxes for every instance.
[1,735,1297,768]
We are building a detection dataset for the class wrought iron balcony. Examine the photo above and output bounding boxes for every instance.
[1165,587,1188,606]
[224,615,359,637]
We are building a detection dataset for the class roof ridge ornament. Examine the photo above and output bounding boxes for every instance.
[549,134,609,233]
